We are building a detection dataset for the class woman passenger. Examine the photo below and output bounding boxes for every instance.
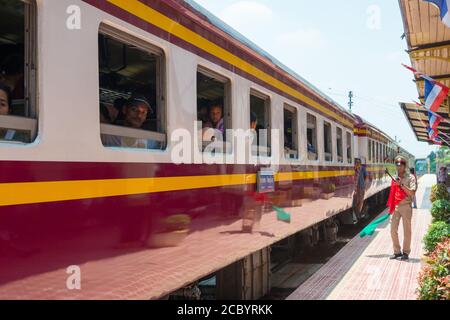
[0,81,12,116]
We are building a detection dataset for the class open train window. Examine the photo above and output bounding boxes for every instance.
[307,113,318,161]
[283,104,298,160]
[376,142,380,163]
[346,131,353,164]
[250,90,271,156]
[372,140,376,164]
[323,121,333,162]
[336,127,343,163]
[197,67,231,153]
[0,0,37,144]
[98,25,166,150]
[368,140,372,163]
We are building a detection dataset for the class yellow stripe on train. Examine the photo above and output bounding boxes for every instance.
[0,170,355,207]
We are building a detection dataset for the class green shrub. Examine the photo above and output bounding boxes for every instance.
[423,222,450,254]
[431,199,450,223]
[418,238,450,300]
[430,184,450,203]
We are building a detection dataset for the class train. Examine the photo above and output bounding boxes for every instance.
[0,0,415,299]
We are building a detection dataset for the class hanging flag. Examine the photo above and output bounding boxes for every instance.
[431,136,443,145]
[423,77,449,112]
[429,111,444,130]
[424,0,450,28]
[403,64,450,112]
[402,63,420,75]
[427,126,439,139]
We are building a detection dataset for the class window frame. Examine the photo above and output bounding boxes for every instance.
[98,24,167,151]
[336,126,344,163]
[283,103,299,160]
[250,88,271,156]
[346,131,353,164]
[0,0,38,144]
[196,66,232,154]
[323,120,333,162]
[306,113,318,161]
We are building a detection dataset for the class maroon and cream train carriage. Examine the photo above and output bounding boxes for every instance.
[0,0,413,299]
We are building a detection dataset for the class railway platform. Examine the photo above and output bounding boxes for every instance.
[287,174,434,300]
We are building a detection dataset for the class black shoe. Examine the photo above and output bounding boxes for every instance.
[400,253,409,261]
[390,253,403,260]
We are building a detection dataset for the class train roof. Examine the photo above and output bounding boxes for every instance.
[184,0,352,118]
[353,113,395,143]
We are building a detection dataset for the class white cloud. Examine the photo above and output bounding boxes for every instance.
[218,1,274,32]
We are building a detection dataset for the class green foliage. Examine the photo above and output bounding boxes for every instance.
[430,184,450,203]
[431,199,450,223]
[418,238,450,300]
[423,222,450,254]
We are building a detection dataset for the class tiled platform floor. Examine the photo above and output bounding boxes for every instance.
[287,174,434,300]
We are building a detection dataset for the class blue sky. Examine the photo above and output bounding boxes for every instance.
[193,0,436,158]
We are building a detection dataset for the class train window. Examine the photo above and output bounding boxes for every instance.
[323,121,333,162]
[250,90,271,156]
[283,104,298,160]
[197,67,231,153]
[346,131,352,164]
[0,0,37,144]
[307,113,318,161]
[368,140,372,163]
[376,142,380,163]
[336,127,343,163]
[372,141,376,164]
[99,26,166,150]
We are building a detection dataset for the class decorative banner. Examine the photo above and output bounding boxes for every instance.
[424,0,450,28]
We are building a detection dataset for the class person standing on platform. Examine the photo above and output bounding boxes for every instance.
[389,156,417,261]
[353,158,368,223]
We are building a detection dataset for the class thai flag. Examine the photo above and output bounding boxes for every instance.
[424,0,450,28]
[431,136,443,145]
[427,126,439,139]
[429,111,444,130]
[403,64,449,112]
[424,77,449,112]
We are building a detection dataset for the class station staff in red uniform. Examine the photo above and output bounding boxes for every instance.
[389,156,417,261]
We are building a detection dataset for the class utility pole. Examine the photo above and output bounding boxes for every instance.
[348,91,354,112]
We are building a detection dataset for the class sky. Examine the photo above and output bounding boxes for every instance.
[192,0,437,159]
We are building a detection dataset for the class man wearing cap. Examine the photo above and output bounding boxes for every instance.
[101,95,159,149]
[389,155,417,261]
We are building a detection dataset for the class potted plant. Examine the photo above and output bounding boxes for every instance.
[147,214,191,248]
[320,183,336,200]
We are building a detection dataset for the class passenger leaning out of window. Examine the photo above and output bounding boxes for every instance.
[102,95,159,149]
[208,104,224,134]
[201,104,224,143]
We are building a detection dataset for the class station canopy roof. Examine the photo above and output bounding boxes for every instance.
[399,0,450,146]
